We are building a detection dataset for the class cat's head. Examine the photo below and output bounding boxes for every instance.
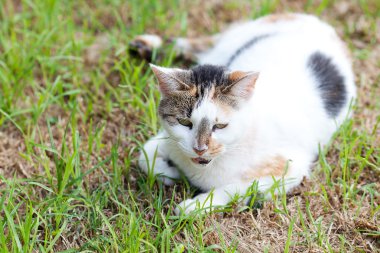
[151,64,259,166]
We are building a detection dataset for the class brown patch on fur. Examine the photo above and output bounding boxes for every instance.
[208,138,223,155]
[228,71,248,82]
[242,155,289,182]
[189,85,197,96]
[263,13,297,23]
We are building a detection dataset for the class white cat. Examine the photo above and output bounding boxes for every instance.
[135,13,356,215]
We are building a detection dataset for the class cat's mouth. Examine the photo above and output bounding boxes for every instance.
[191,157,211,165]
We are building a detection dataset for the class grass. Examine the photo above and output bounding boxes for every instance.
[0,0,379,252]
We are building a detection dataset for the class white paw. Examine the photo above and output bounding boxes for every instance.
[129,34,162,59]
[174,198,198,216]
[152,158,180,186]
[174,193,225,215]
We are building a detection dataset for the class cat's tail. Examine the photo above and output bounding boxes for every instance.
[129,33,219,62]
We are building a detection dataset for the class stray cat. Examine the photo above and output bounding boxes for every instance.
[135,14,356,215]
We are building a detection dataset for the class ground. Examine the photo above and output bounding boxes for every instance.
[0,0,379,252]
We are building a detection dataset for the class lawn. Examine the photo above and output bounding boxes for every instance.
[0,0,379,252]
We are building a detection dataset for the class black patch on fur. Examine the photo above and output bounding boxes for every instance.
[192,187,204,197]
[167,159,175,167]
[190,65,229,96]
[307,52,347,118]
[226,34,272,67]
[189,65,232,107]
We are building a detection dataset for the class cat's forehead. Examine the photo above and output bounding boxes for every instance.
[191,97,230,125]
[191,99,217,123]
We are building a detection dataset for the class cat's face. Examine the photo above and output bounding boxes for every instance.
[151,64,258,166]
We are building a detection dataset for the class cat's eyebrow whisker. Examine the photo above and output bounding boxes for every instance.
[164,136,180,143]
[166,137,179,143]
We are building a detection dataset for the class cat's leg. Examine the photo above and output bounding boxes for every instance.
[129,34,219,60]
[129,34,164,60]
[172,35,220,60]
[175,153,311,215]
[138,131,180,186]
[174,182,253,215]
[242,153,312,195]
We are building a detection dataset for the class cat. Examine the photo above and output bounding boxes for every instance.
[135,13,356,215]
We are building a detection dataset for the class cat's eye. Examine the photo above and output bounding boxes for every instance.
[213,123,228,131]
[177,118,193,129]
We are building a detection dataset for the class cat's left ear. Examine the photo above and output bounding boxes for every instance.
[149,64,192,96]
[223,71,259,100]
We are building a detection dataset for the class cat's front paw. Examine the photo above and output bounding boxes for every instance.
[129,34,162,60]
[174,193,224,215]
[174,198,198,216]
[153,158,180,186]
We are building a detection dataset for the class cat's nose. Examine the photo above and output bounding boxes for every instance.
[193,146,208,156]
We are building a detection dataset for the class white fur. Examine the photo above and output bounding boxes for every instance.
[138,14,356,215]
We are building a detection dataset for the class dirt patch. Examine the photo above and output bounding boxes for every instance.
[194,181,379,252]
[0,127,30,179]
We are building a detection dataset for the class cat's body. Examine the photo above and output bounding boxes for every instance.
[136,14,356,214]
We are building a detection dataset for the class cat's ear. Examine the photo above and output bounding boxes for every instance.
[223,70,259,100]
[150,64,192,96]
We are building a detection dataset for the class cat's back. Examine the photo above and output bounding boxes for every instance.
[198,13,356,150]
[200,13,355,125]
[200,13,347,69]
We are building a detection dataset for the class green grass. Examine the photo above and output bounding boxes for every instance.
[0,0,379,252]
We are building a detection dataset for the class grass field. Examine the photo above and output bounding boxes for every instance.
[0,0,379,252]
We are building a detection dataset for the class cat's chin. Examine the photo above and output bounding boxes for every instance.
[191,157,212,166]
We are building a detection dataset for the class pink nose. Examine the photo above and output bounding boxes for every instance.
[193,147,207,156]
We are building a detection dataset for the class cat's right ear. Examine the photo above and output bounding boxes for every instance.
[149,64,192,96]
[223,70,259,100]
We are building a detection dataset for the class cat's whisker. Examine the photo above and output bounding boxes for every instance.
[170,141,194,156]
